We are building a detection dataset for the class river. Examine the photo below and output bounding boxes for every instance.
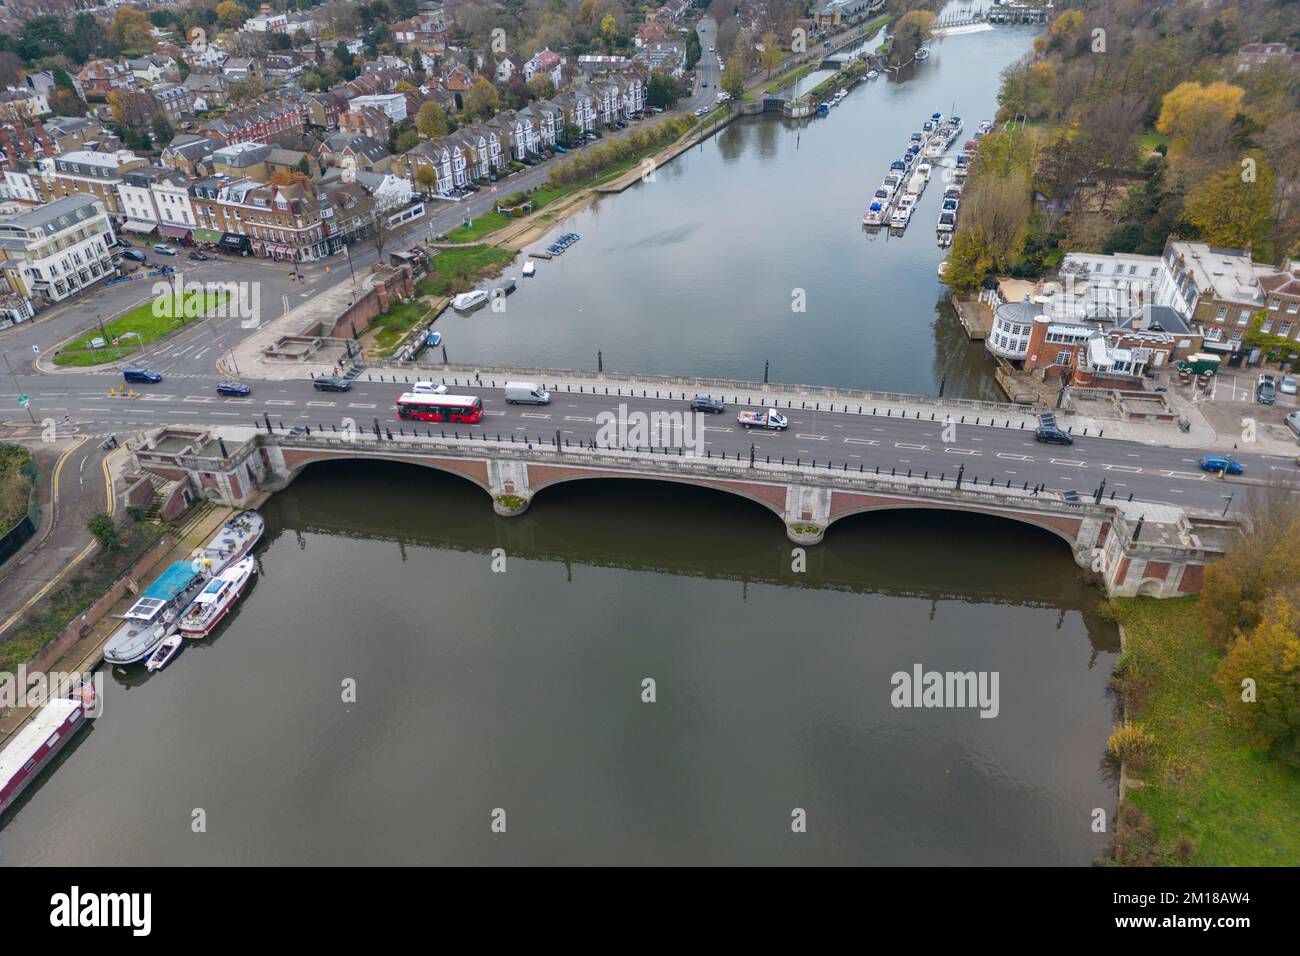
[429,20,1037,400]
[0,15,1126,867]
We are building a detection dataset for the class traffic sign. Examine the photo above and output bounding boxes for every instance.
[31,345,38,353]
[18,395,29,406]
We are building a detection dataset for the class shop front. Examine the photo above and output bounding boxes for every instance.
[219,232,252,256]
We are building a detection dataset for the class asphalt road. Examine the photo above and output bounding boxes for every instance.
[11,377,1296,513]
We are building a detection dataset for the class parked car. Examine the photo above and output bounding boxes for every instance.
[114,238,132,248]
[1198,455,1244,475]
[123,366,162,384]
[312,376,352,392]
[689,395,725,414]
[188,251,209,261]
[216,380,251,397]
[1281,375,1298,395]
[121,249,147,262]
[1286,410,1300,437]
[152,243,178,255]
[1257,380,1277,405]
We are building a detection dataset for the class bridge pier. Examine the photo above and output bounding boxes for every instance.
[488,459,532,517]
[785,484,831,545]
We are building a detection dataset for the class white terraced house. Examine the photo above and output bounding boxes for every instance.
[0,194,117,305]
[518,104,557,148]
[580,82,620,126]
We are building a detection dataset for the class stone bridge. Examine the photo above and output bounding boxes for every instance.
[131,426,1240,599]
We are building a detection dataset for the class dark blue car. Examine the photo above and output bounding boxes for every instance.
[216,380,250,397]
[1198,455,1243,475]
[123,367,162,384]
[689,395,725,414]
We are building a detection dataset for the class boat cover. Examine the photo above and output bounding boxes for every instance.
[143,561,201,603]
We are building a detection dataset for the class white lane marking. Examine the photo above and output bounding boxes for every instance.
[138,394,174,402]
[347,403,376,409]
[997,453,1033,461]
[211,412,241,417]
[1050,458,1086,467]
[192,347,210,360]
[895,442,928,450]
[796,434,827,440]
[1102,464,1142,473]
[944,447,980,456]
[182,395,214,403]
[520,412,551,419]
[564,415,595,422]
[306,401,336,407]
[483,410,506,416]
[844,437,878,445]
[266,400,295,406]
[1160,470,1207,481]
[224,398,253,404]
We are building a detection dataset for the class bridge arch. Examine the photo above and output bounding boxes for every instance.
[283,451,493,497]
[826,501,1085,554]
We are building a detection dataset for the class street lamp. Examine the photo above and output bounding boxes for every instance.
[1221,494,1234,517]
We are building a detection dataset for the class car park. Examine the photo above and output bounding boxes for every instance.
[1198,455,1244,475]
[216,380,251,397]
[689,395,725,414]
[123,367,162,384]
[312,376,352,392]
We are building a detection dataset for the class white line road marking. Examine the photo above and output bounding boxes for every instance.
[224,398,253,404]
[347,403,376,409]
[520,412,551,419]
[192,348,209,360]
[1160,471,1207,481]
[182,395,214,403]
[1102,464,1142,473]
[796,434,827,440]
[895,442,928,450]
[483,410,506,416]
[266,400,295,406]
[211,412,241,416]
[564,415,595,422]
[1050,459,1086,467]
[997,453,1033,461]
[844,437,879,445]
[944,448,980,456]
[306,401,336,407]
[701,426,731,432]
[1127,453,1141,458]
[138,395,174,402]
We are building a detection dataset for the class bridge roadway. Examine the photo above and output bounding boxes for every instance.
[31,372,1295,515]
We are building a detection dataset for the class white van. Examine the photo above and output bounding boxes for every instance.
[504,381,550,405]
[412,381,447,394]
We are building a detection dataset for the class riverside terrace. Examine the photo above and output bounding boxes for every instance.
[129,423,1241,599]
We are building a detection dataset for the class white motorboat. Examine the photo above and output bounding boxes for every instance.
[917,160,932,180]
[452,290,489,312]
[144,634,183,672]
[179,557,256,638]
[866,70,879,79]
[863,202,886,226]
[522,261,536,277]
[914,48,930,61]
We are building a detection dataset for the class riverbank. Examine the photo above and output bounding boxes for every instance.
[1105,597,1300,865]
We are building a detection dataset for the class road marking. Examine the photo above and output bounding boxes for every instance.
[895,442,928,450]
[182,395,214,403]
[266,400,295,406]
[564,415,595,422]
[843,437,878,445]
[1160,470,1206,481]
[520,412,551,419]
[796,434,827,440]
[211,412,241,416]
[701,426,732,432]
[223,398,253,404]
[138,394,174,401]
[1050,458,1086,467]
[944,447,980,456]
[997,453,1033,461]
[347,403,377,409]
[192,347,210,360]
[483,410,506,416]
[306,401,336,407]
[1102,464,1142,473]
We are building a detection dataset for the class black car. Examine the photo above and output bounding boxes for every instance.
[312,376,351,392]
[1034,425,1073,445]
[690,395,725,414]
[188,251,209,261]
[123,366,162,384]
[216,380,251,397]
[121,249,147,262]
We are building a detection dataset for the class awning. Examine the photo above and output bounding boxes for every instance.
[160,224,191,239]
[193,229,224,244]
[121,220,157,234]
[1202,340,1237,352]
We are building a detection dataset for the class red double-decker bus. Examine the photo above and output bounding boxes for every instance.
[396,393,484,424]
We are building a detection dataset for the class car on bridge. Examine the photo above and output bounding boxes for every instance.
[312,376,352,392]
[1198,455,1244,475]
[216,380,251,397]
[690,395,725,414]
[123,367,162,384]
[1034,424,1073,445]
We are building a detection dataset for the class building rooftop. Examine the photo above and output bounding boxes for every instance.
[0,193,104,238]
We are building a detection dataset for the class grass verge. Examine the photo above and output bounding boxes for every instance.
[54,290,229,367]
[1109,597,1300,865]
[419,245,515,298]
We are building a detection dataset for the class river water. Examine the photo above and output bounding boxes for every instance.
[0,16,1126,867]
[430,21,1037,400]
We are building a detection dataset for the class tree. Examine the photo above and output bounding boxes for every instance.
[759,33,783,78]
[87,513,119,552]
[465,77,499,119]
[1181,158,1276,249]
[646,72,680,110]
[528,75,555,101]
[107,92,126,126]
[334,42,354,67]
[721,56,745,98]
[1215,593,1300,768]
[216,1,247,30]
[151,115,175,147]
[110,8,155,50]
[599,14,618,46]
[0,53,23,89]
[394,129,419,154]
[962,168,1032,271]
[416,101,449,139]
[1156,81,1245,166]
[49,88,87,117]
[890,10,937,64]
[941,227,992,293]
[415,166,437,194]
[227,79,267,107]
[1198,483,1300,651]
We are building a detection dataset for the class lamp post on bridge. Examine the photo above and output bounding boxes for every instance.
[1221,494,1234,517]
[1094,478,1106,504]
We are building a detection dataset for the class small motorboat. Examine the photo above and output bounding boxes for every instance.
[452,290,489,312]
[866,70,879,79]
[495,277,517,297]
[522,261,536,277]
[863,202,886,227]
[426,330,442,348]
[914,47,930,61]
[145,633,183,672]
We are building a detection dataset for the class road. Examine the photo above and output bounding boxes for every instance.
[9,376,1295,514]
